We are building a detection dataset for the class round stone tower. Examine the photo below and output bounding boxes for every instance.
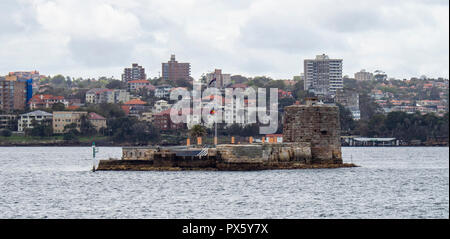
[282,98,342,164]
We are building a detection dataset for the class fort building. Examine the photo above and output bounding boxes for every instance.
[97,98,350,171]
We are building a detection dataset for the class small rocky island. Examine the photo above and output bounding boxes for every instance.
[97,99,357,171]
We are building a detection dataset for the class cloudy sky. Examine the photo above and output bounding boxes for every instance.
[0,0,448,80]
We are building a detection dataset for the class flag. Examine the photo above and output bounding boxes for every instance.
[208,78,216,87]
[210,108,216,115]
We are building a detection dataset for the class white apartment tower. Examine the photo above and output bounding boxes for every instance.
[304,54,343,96]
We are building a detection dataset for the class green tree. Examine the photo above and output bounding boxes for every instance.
[336,103,355,134]
[106,80,127,89]
[63,129,79,141]
[1,129,12,137]
[359,93,383,121]
[51,102,66,111]
[80,115,97,136]
[27,119,53,137]
[189,125,207,138]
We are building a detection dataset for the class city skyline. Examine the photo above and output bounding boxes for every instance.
[0,0,448,80]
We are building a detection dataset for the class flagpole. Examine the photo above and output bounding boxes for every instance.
[214,88,217,146]
[215,108,217,146]
[214,77,218,146]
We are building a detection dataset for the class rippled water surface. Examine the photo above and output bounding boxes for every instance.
[0,146,448,218]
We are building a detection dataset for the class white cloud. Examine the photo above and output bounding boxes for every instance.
[0,0,448,79]
[34,0,141,40]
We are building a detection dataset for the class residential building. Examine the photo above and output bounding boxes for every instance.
[354,69,373,81]
[85,88,130,104]
[140,112,154,123]
[155,85,173,98]
[278,89,293,98]
[335,89,361,120]
[28,94,68,110]
[52,111,88,134]
[88,112,107,132]
[153,99,171,113]
[0,77,32,112]
[18,110,53,132]
[153,109,185,131]
[205,69,231,88]
[7,71,40,81]
[7,71,41,92]
[127,80,151,92]
[162,54,191,83]
[121,99,148,117]
[122,63,146,82]
[0,114,17,130]
[304,54,343,96]
[114,89,131,103]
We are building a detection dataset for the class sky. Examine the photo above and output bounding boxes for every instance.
[0,0,448,80]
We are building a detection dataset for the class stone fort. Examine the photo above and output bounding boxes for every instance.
[97,98,347,171]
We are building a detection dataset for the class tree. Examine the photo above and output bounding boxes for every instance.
[1,129,12,137]
[359,93,383,121]
[336,103,355,134]
[264,80,286,90]
[189,125,207,138]
[81,103,125,118]
[106,80,127,89]
[278,97,295,112]
[230,75,248,84]
[174,78,192,90]
[107,117,159,145]
[49,74,68,88]
[248,76,272,87]
[26,119,53,137]
[63,129,79,141]
[80,115,97,136]
[51,102,66,111]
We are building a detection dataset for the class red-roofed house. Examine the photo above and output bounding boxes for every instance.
[278,89,292,98]
[124,99,147,106]
[88,112,107,131]
[29,94,68,110]
[123,99,149,117]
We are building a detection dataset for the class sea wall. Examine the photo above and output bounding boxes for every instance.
[215,143,312,163]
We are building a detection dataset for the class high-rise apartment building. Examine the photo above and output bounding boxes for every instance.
[205,69,231,88]
[122,63,146,82]
[354,69,373,81]
[0,76,32,112]
[304,54,343,96]
[162,54,191,82]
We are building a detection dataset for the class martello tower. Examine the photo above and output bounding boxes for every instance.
[282,98,342,164]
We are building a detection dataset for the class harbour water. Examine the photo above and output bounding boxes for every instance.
[0,147,448,218]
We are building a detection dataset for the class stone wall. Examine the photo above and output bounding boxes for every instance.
[122,147,156,160]
[282,104,342,164]
[215,143,312,164]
